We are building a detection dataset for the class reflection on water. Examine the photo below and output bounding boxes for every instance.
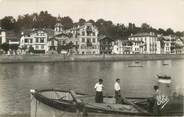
[0,60,184,115]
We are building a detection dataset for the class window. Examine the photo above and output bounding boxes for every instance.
[40,38,44,43]
[35,45,39,49]
[93,51,95,54]
[82,51,84,54]
[30,39,33,43]
[82,38,85,43]
[87,32,90,36]
[36,38,39,43]
[41,45,44,49]
[25,39,28,43]
[93,32,95,36]
[92,38,96,43]
[82,32,85,36]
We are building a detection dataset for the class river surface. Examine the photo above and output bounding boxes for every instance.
[0,60,184,116]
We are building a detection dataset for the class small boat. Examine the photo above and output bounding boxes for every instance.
[162,63,169,66]
[135,61,140,63]
[157,75,171,84]
[128,65,144,67]
[30,89,151,116]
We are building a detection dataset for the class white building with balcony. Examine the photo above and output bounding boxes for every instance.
[20,29,48,53]
[128,32,161,54]
[75,23,99,54]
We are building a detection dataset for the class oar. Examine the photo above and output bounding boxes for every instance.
[69,90,88,116]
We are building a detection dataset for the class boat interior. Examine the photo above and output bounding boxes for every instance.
[39,90,140,113]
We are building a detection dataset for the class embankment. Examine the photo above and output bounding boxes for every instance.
[0,54,184,63]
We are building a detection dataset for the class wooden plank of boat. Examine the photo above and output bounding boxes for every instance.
[69,90,150,115]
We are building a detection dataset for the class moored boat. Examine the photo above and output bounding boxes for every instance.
[30,89,150,116]
[30,88,183,116]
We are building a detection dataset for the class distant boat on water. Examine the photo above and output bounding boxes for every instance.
[128,65,144,67]
[157,75,171,84]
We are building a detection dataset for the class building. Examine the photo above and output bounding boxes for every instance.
[112,40,133,54]
[128,32,161,54]
[99,35,113,54]
[20,29,49,53]
[159,35,172,54]
[0,27,6,45]
[112,40,124,54]
[76,23,99,54]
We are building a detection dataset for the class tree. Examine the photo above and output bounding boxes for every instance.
[166,28,174,35]
[88,19,95,25]
[9,44,19,50]
[141,23,151,32]
[1,16,16,30]
[60,16,73,29]
[78,18,86,26]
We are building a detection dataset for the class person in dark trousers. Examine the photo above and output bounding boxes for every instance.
[148,85,161,115]
[114,78,122,104]
[94,79,104,103]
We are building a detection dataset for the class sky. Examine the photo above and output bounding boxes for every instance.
[0,0,184,31]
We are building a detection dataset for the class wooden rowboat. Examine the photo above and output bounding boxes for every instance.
[30,89,184,116]
[30,89,150,116]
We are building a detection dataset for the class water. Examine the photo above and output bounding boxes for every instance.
[0,60,184,115]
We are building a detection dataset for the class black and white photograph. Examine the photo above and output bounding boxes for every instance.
[0,0,184,116]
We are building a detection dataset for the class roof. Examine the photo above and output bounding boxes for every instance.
[21,28,54,37]
[98,35,113,41]
[129,32,156,38]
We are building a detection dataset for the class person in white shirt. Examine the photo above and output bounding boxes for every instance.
[114,78,122,103]
[94,79,104,103]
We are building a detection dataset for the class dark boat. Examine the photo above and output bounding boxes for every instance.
[157,74,172,84]
[30,89,151,116]
[30,88,184,116]
[128,65,144,67]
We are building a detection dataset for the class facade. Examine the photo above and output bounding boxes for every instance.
[76,23,99,54]
[53,22,99,54]
[159,35,172,54]
[0,28,6,45]
[112,40,124,54]
[99,36,113,54]
[112,40,133,54]
[20,29,48,53]
[128,32,161,54]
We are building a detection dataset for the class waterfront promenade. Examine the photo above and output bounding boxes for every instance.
[0,54,184,63]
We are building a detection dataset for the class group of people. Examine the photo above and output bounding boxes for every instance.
[94,78,162,115]
[94,78,122,104]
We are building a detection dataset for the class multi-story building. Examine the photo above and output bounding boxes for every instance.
[128,32,161,54]
[53,22,99,54]
[159,35,172,54]
[76,23,99,54]
[0,27,6,45]
[112,40,133,54]
[20,29,49,53]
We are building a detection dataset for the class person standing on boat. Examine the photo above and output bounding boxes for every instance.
[148,85,161,115]
[114,78,122,104]
[94,79,104,103]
